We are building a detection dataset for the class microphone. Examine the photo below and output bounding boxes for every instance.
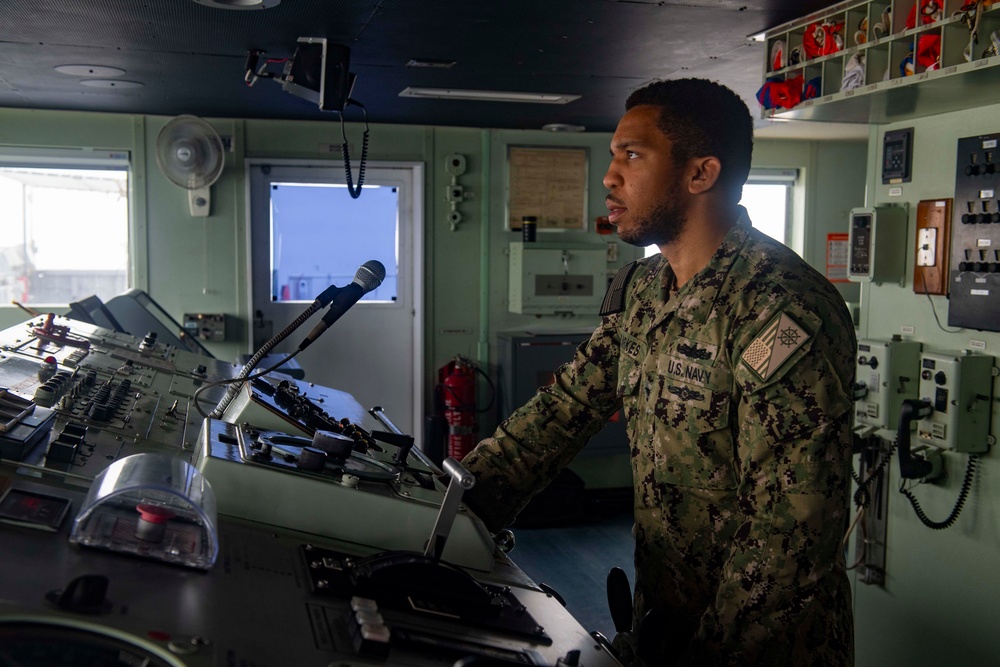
[297,260,386,350]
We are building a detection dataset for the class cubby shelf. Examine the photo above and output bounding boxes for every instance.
[762,0,1000,122]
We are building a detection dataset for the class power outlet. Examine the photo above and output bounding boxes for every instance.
[916,228,936,267]
[913,199,951,295]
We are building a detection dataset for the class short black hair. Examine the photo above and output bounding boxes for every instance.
[625,78,753,203]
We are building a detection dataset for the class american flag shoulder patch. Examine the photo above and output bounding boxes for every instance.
[600,261,639,316]
[740,311,810,382]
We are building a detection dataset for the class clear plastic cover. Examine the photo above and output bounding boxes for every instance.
[69,453,218,569]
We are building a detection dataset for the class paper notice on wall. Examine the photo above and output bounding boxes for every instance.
[827,232,849,283]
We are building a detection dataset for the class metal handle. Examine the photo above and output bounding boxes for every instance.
[441,457,475,489]
[368,405,436,469]
[423,456,475,561]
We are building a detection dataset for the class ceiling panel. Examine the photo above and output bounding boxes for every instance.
[0,0,838,132]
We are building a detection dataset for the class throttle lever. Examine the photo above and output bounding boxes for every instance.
[368,406,416,466]
[424,457,475,561]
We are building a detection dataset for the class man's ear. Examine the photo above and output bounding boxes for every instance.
[686,157,722,195]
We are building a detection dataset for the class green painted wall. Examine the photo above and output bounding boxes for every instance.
[0,106,874,556]
[7,99,999,665]
[0,106,863,392]
[851,103,1000,667]
[3,103,927,655]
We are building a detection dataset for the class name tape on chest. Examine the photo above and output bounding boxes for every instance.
[740,312,810,382]
[620,330,646,361]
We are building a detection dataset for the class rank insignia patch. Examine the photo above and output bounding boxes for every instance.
[740,312,810,382]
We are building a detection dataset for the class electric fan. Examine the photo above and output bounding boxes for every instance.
[155,115,224,217]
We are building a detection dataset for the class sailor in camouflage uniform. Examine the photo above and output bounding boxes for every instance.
[462,79,856,666]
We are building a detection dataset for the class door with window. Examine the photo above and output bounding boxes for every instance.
[248,162,423,442]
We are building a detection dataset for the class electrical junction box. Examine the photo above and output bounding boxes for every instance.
[183,313,228,341]
[508,242,607,315]
[915,351,995,453]
[848,206,908,284]
[855,338,921,434]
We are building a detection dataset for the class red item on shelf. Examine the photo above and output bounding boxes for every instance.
[803,21,845,59]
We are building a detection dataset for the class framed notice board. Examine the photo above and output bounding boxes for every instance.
[506,146,588,231]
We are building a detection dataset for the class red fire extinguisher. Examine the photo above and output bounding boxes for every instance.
[438,355,478,460]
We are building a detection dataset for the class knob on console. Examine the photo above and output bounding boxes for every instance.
[297,446,328,472]
[311,430,354,461]
[46,574,112,614]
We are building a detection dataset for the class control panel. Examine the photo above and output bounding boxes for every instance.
[848,206,908,284]
[948,132,1000,331]
[183,312,228,341]
[194,418,497,572]
[0,315,237,477]
[0,315,619,666]
[882,127,914,184]
[855,338,921,434]
[0,466,612,667]
[915,351,995,453]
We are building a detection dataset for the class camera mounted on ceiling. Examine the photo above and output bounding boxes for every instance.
[245,37,369,198]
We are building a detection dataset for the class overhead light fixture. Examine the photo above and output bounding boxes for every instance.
[80,80,144,89]
[748,31,766,42]
[55,65,126,77]
[542,123,586,132]
[191,0,280,9]
[406,59,456,69]
[399,87,580,104]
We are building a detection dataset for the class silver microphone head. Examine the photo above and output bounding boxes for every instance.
[353,260,386,293]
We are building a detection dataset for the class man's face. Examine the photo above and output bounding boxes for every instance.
[603,104,688,248]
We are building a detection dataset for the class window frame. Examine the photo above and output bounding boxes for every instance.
[0,147,133,307]
[743,167,798,246]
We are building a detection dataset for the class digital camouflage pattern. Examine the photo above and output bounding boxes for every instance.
[462,211,857,666]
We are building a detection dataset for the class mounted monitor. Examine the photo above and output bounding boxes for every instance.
[67,295,126,333]
[103,289,215,358]
[281,38,355,112]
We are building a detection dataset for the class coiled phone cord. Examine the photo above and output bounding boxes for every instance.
[899,454,978,530]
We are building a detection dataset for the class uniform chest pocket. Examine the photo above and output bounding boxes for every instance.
[651,362,737,490]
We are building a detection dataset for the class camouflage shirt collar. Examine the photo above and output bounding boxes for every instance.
[641,207,751,328]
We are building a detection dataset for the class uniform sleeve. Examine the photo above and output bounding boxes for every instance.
[681,301,856,665]
[461,315,624,533]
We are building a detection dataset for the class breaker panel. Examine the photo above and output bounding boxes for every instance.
[915,351,995,453]
[948,132,1000,331]
[854,337,921,434]
[508,242,607,315]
